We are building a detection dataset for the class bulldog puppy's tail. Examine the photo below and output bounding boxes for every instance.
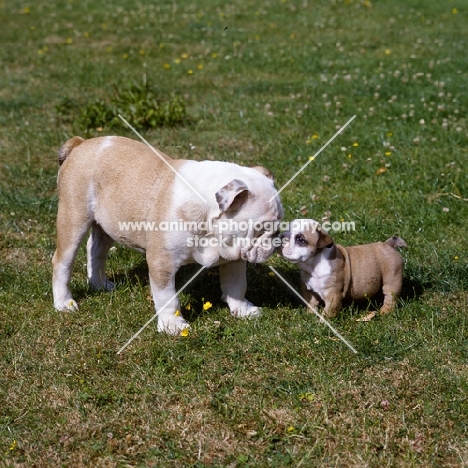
[58,136,85,166]
[385,236,407,249]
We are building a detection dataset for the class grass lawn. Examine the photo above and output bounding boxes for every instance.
[1,0,468,466]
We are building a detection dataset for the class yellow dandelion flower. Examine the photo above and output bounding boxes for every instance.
[197,64,203,69]
[84,32,90,38]
[203,301,213,310]
[312,134,319,139]
[352,142,359,147]
[385,151,392,156]
[454,256,459,261]
[181,53,189,59]
[139,49,145,55]
[385,49,391,55]
[185,304,191,310]
[287,426,295,432]
[347,154,352,159]
[299,392,315,401]
[452,8,458,14]
[386,131,393,137]
[180,328,189,337]
[212,52,218,58]
[122,53,129,59]
[65,38,73,44]
[23,7,30,13]
[268,271,275,277]
[163,63,170,69]
[9,440,17,451]
[174,58,181,64]
[174,310,181,317]
[187,69,193,75]
[309,155,315,161]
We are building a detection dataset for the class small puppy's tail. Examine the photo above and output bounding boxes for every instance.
[58,136,85,166]
[385,236,407,249]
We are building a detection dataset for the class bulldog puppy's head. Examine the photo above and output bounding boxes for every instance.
[279,219,334,263]
[215,166,283,263]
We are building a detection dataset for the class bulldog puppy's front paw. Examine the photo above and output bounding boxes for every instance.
[157,314,191,336]
[228,299,263,319]
[88,278,114,292]
[55,299,79,312]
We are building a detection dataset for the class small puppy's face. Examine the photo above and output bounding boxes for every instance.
[280,219,333,263]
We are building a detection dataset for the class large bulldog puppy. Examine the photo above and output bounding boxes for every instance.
[52,136,283,334]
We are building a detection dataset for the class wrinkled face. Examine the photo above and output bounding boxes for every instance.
[215,177,284,263]
[279,219,330,263]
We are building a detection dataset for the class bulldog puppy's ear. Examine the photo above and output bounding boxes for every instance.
[316,227,334,249]
[251,165,274,180]
[216,179,249,213]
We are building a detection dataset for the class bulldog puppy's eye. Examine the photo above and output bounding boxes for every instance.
[295,234,308,246]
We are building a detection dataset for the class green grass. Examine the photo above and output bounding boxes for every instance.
[1,0,468,466]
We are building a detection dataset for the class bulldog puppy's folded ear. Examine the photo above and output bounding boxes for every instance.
[317,226,334,249]
[216,179,249,214]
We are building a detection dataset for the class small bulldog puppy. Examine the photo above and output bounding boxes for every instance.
[52,136,283,334]
[279,219,406,317]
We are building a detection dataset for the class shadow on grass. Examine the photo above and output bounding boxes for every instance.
[82,256,304,322]
[71,252,462,323]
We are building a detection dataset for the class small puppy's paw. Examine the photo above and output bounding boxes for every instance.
[157,314,191,336]
[55,299,79,312]
[229,300,263,319]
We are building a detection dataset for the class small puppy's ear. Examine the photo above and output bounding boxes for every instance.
[251,165,274,180]
[317,227,334,249]
[216,179,249,213]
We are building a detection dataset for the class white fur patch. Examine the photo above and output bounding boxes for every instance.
[99,136,114,152]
